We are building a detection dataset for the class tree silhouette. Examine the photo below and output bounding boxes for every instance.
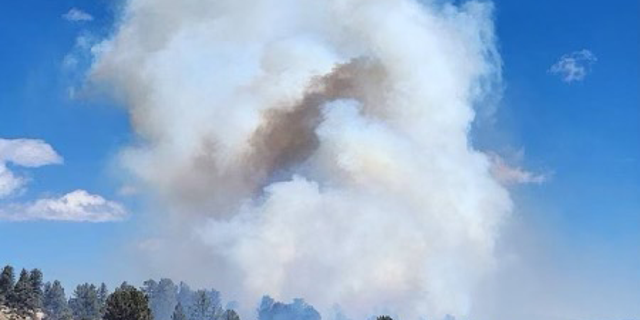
[0,265,15,306]
[103,283,152,320]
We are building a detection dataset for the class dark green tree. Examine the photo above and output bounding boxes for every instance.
[222,309,240,320]
[103,283,152,320]
[171,302,187,320]
[10,269,33,316]
[43,280,72,320]
[69,283,101,320]
[0,265,15,306]
[29,268,44,310]
[376,316,393,320]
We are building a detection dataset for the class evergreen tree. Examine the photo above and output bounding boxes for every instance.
[43,280,72,320]
[44,282,51,298]
[69,283,101,320]
[377,316,393,320]
[257,296,274,320]
[10,269,33,316]
[142,280,158,297]
[0,265,15,306]
[176,282,194,311]
[221,309,240,320]
[171,302,187,320]
[29,268,44,310]
[98,283,109,316]
[207,290,223,320]
[103,283,152,320]
[145,278,178,320]
[189,290,215,320]
[257,297,319,320]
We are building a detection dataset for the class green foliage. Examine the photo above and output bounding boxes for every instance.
[29,269,44,309]
[43,280,72,320]
[376,316,393,320]
[69,283,102,320]
[0,265,15,306]
[10,269,34,316]
[103,283,152,320]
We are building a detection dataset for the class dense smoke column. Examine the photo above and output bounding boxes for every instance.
[90,0,510,319]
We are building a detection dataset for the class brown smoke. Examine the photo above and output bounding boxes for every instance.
[156,58,388,216]
[246,58,389,190]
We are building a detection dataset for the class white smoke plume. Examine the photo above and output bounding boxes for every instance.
[90,0,511,319]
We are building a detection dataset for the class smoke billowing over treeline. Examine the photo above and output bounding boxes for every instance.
[83,0,510,319]
[0,264,332,320]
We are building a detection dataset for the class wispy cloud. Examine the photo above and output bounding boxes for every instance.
[62,8,94,22]
[549,49,597,83]
[0,190,127,222]
[488,152,549,185]
[117,185,139,197]
[62,33,100,99]
[0,137,127,222]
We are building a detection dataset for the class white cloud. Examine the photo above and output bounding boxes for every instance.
[0,139,63,198]
[0,137,127,222]
[0,138,63,167]
[0,165,26,198]
[62,8,94,22]
[0,190,127,222]
[489,152,548,185]
[549,49,597,83]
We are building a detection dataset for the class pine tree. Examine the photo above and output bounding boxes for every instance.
[222,309,240,320]
[29,268,44,310]
[145,278,178,320]
[98,283,109,317]
[189,290,218,320]
[69,283,101,320]
[10,269,33,316]
[0,265,15,306]
[43,280,72,320]
[257,296,274,320]
[103,283,152,320]
[176,282,194,311]
[171,302,187,320]
[257,297,319,320]
[142,280,158,297]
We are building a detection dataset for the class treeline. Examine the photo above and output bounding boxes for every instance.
[0,265,150,320]
[0,266,44,318]
[0,265,327,320]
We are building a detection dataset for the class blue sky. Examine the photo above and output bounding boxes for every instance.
[0,0,638,316]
